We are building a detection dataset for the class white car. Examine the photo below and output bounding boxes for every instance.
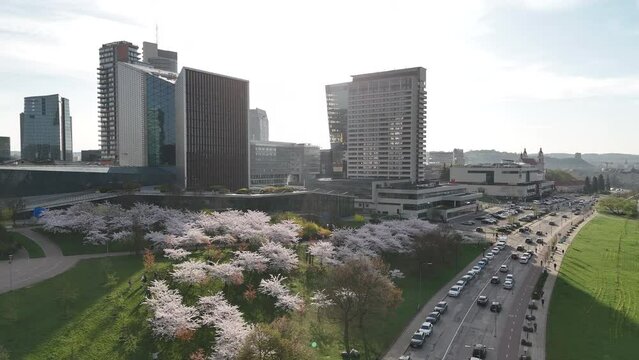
[472,265,482,273]
[492,247,500,254]
[485,252,495,260]
[503,280,514,289]
[419,322,433,336]
[519,255,530,264]
[463,274,474,283]
[499,265,508,273]
[456,280,467,289]
[448,285,463,297]
[506,274,514,282]
[496,241,506,248]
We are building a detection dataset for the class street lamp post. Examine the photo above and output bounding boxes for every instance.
[8,254,13,291]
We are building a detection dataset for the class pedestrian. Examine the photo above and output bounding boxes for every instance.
[128,279,132,289]
[541,260,543,267]
[542,297,545,306]
[534,323,538,332]
[142,274,147,284]
[554,263,557,270]
[562,249,565,254]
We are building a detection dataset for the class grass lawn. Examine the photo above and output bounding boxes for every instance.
[548,214,639,360]
[34,228,136,255]
[10,232,45,258]
[0,243,484,360]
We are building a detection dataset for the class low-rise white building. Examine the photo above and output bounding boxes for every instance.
[355,180,482,221]
[449,148,554,199]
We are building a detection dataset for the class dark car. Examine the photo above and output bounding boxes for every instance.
[525,238,534,244]
[461,220,475,226]
[475,227,484,233]
[536,238,544,244]
[425,311,440,324]
[477,295,489,306]
[490,276,500,284]
[536,231,544,236]
[549,221,557,226]
[511,252,519,259]
[434,301,448,314]
[549,212,557,216]
[516,245,526,252]
[490,301,502,313]
[562,214,569,218]
[475,216,487,220]
[472,344,488,359]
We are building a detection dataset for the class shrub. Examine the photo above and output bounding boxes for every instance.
[236,188,250,194]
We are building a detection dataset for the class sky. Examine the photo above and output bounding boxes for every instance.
[1,0,639,154]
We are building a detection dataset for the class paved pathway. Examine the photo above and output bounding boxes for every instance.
[517,210,596,360]
[0,227,134,294]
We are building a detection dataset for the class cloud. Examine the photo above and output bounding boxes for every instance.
[499,0,592,11]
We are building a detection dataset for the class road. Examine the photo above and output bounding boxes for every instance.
[385,195,595,360]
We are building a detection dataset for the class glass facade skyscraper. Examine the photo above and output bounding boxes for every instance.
[20,94,73,162]
[325,82,350,177]
[116,62,176,167]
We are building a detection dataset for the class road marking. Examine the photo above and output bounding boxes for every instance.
[441,254,512,360]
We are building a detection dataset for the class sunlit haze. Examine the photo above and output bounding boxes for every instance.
[1,0,638,154]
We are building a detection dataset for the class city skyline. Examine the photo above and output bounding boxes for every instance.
[2,0,639,154]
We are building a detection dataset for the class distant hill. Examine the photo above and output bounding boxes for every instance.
[548,153,639,167]
[463,150,594,170]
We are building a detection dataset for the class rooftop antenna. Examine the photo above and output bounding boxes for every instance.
[155,24,159,45]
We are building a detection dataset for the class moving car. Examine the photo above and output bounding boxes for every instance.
[410,330,427,348]
[425,311,440,324]
[477,295,489,306]
[520,255,530,264]
[419,322,433,336]
[461,221,475,226]
[499,265,508,273]
[490,276,500,284]
[448,285,462,297]
[471,344,488,359]
[510,252,519,259]
[434,301,448,314]
[490,302,502,313]
[503,280,514,289]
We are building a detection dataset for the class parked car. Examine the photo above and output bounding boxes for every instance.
[516,245,525,252]
[562,214,569,218]
[462,275,473,283]
[536,231,544,236]
[485,252,495,260]
[448,285,462,297]
[490,276,500,284]
[536,238,544,244]
[492,247,500,254]
[475,227,484,233]
[503,280,514,289]
[510,252,519,259]
[519,255,530,264]
[525,238,534,244]
[549,212,557,216]
[410,330,427,348]
[518,228,528,233]
[477,261,487,268]
[549,221,557,226]
[399,355,412,360]
[499,265,508,273]
[425,311,440,324]
[456,280,467,289]
[472,265,482,273]
[490,302,502,313]
[506,274,514,282]
[461,221,475,226]
[419,322,433,336]
[477,295,489,306]
[434,301,448,314]
[467,270,477,279]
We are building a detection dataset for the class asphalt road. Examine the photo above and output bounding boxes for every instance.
[392,196,593,360]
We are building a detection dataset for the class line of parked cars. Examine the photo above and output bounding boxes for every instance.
[409,300,449,348]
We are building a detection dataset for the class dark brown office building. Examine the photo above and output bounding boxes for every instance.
[176,67,249,191]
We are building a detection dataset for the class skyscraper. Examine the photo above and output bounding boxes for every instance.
[142,41,178,73]
[346,67,427,183]
[20,94,73,162]
[176,67,249,190]
[325,82,349,177]
[116,62,176,166]
[98,41,140,162]
[0,137,10,161]
[248,108,269,141]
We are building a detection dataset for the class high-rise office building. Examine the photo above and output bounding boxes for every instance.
[20,94,73,162]
[116,62,177,166]
[142,41,178,73]
[176,67,249,190]
[325,82,350,177]
[248,108,269,141]
[0,137,10,161]
[249,141,320,187]
[98,41,140,162]
[346,67,427,183]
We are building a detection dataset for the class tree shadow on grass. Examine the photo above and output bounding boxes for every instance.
[547,275,639,360]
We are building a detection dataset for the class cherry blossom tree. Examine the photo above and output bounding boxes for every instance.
[164,248,191,261]
[209,262,244,285]
[258,274,303,312]
[258,242,299,272]
[171,260,213,284]
[232,251,269,273]
[198,293,253,360]
[144,280,200,340]
[308,241,337,266]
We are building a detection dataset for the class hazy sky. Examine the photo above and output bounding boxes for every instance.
[1,0,639,154]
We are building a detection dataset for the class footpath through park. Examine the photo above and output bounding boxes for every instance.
[0,227,133,294]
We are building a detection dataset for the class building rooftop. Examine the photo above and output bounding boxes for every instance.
[351,67,426,81]
[0,165,176,174]
[454,161,538,169]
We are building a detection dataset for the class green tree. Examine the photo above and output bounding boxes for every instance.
[598,174,605,192]
[605,174,611,191]
[592,176,599,194]
[584,176,591,194]
[237,318,314,360]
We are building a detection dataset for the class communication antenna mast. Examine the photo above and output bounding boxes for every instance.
[155,24,159,45]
